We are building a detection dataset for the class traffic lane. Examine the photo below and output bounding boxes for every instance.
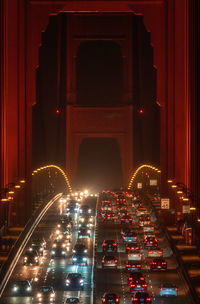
[1,199,94,303]
[96,220,192,303]
[2,232,94,304]
[95,268,126,304]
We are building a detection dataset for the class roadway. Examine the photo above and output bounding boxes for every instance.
[1,196,96,304]
[95,192,194,304]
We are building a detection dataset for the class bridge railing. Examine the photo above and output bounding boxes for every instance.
[0,193,62,298]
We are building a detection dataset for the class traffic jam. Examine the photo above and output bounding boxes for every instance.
[1,192,96,304]
[95,190,193,304]
[1,189,194,304]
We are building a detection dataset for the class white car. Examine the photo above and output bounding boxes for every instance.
[147,248,163,257]
[143,226,155,233]
[128,251,142,261]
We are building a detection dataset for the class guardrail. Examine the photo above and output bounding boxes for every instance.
[0,193,62,298]
[142,192,199,304]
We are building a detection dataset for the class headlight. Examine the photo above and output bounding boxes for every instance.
[62,251,66,255]
[51,250,55,254]
[84,249,87,253]
[34,256,38,260]
[50,292,55,297]
[26,287,31,291]
[87,230,91,233]
[57,224,61,228]
[56,230,60,234]
[66,279,70,283]
[80,279,83,283]
[24,257,27,260]
[73,257,77,261]
[80,210,83,213]
[83,257,87,261]
[62,244,66,248]
[53,244,56,248]
[88,209,91,213]
[13,286,18,291]
[37,293,42,297]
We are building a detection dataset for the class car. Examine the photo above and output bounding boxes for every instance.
[159,283,178,296]
[116,195,126,203]
[29,242,44,256]
[132,292,152,303]
[78,227,91,238]
[10,280,32,295]
[102,240,117,252]
[102,293,120,304]
[127,272,145,285]
[144,236,158,248]
[23,249,39,265]
[53,238,70,249]
[80,205,92,215]
[64,297,80,304]
[51,246,66,258]
[36,286,55,302]
[143,232,155,239]
[66,273,84,290]
[101,200,112,212]
[125,243,140,253]
[79,215,93,227]
[102,255,118,268]
[125,261,142,272]
[66,200,79,213]
[147,247,163,257]
[136,208,148,216]
[123,232,138,243]
[121,214,133,224]
[72,253,88,265]
[102,212,115,221]
[143,226,154,233]
[150,258,167,270]
[139,215,151,227]
[130,279,148,292]
[73,243,87,254]
[128,251,142,261]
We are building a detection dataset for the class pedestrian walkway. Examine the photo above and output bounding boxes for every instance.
[147,193,200,300]
[167,225,200,298]
[0,226,24,268]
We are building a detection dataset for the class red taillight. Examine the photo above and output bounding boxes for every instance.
[146,298,151,301]
[102,298,106,302]
[126,247,130,250]
[103,243,107,246]
[160,288,163,290]
[131,284,136,287]
[142,283,147,287]
[115,259,118,263]
[133,298,138,301]
[113,243,117,246]
[102,260,105,263]
[162,262,166,265]
[137,264,141,267]
[175,287,178,291]
[126,264,131,267]
[149,251,152,254]
[135,247,139,250]
[128,218,132,221]
[116,298,119,302]
[140,277,145,280]
[121,219,125,221]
